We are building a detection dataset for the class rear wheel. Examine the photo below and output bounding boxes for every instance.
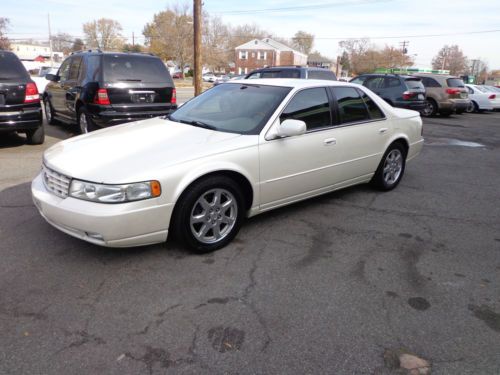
[371,143,406,191]
[421,99,437,117]
[26,125,45,145]
[171,176,244,253]
[44,98,57,125]
[78,108,98,134]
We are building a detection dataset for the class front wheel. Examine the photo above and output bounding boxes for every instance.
[44,98,58,125]
[371,143,406,191]
[466,101,477,113]
[421,99,437,117]
[171,176,245,253]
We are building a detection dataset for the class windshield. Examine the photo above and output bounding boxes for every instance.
[169,83,292,135]
[0,52,29,80]
[102,55,171,83]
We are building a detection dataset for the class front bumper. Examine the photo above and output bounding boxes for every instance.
[0,108,43,132]
[31,172,174,247]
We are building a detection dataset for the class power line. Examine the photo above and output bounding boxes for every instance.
[214,0,395,14]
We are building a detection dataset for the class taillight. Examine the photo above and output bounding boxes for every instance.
[94,89,111,105]
[171,88,177,105]
[489,94,496,99]
[24,83,40,103]
[446,88,460,95]
[403,91,416,100]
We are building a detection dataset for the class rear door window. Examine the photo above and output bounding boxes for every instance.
[364,77,384,91]
[332,87,371,124]
[384,77,401,88]
[84,55,101,81]
[308,70,336,80]
[357,89,385,119]
[446,78,465,88]
[58,59,71,81]
[280,87,331,130]
[0,52,29,80]
[260,70,300,79]
[103,55,172,83]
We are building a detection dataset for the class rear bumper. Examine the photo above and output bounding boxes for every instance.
[0,108,43,132]
[450,99,470,111]
[89,105,177,128]
[394,101,426,111]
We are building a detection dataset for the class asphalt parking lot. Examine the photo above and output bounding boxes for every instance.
[1,111,499,374]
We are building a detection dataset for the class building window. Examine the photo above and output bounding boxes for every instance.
[258,51,267,60]
[251,52,255,58]
[239,51,247,60]
[244,68,248,74]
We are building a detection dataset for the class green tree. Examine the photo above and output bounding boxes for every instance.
[292,30,314,55]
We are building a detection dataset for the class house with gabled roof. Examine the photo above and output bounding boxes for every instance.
[234,38,308,75]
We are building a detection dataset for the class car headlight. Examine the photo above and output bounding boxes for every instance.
[69,179,161,203]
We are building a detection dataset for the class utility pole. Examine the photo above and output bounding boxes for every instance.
[441,47,448,71]
[47,13,53,67]
[132,32,135,47]
[193,0,202,96]
[400,40,409,54]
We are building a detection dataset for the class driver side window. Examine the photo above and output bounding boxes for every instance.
[58,59,71,81]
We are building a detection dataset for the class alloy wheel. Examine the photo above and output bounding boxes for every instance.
[383,149,403,185]
[189,188,238,245]
[422,100,434,116]
[45,100,52,122]
[79,112,88,134]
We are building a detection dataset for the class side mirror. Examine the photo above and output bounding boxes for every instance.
[276,119,307,138]
[45,74,60,82]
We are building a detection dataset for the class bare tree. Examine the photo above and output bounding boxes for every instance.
[203,15,230,72]
[339,39,371,74]
[71,38,85,52]
[0,17,10,50]
[292,30,314,55]
[51,32,73,54]
[83,18,124,51]
[432,45,468,75]
[143,4,193,77]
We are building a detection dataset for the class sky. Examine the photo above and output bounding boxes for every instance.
[3,0,500,70]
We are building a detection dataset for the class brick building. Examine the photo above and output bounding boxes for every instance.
[234,38,308,75]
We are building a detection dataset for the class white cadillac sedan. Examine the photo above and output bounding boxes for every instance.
[32,79,424,252]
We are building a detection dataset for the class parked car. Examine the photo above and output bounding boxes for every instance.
[0,50,44,144]
[245,66,337,80]
[31,66,59,94]
[413,73,469,116]
[43,51,177,134]
[202,73,216,82]
[465,84,500,112]
[172,71,183,79]
[212,73,245,86]
[32,79,423,252]
[350,74,426,112]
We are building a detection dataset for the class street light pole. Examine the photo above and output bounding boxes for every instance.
[193,0,202,96]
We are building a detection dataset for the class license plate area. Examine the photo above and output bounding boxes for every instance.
[129,90,156,104]
[460,92,467,99]
[418,94,424,100]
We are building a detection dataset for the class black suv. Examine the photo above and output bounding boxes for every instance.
[350,74,426,111]
[245,66,337,80]
[0,50,44,144]
[44,51,177,133]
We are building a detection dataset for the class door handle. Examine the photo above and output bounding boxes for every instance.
[379,128,388,134]
[324,138,336,146]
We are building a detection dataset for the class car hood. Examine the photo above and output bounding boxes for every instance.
[43,118,255,183]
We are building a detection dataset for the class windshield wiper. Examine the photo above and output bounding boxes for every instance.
[178,119,216,130]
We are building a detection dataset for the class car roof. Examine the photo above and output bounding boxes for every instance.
[226,78,354,89]
[71,50,159,58]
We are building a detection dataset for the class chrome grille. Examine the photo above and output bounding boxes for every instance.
[42,165,70,198]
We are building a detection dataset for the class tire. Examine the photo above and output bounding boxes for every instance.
[466,101,476,113]
[44,97,58,125]
[371,143,406,191]
[77,107,98,134]
[421,99,437,117]
[26,125,45,145]
[171,176,245,253]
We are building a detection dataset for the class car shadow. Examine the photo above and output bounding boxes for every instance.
[0,132,28,149]
[1,180,373,263]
